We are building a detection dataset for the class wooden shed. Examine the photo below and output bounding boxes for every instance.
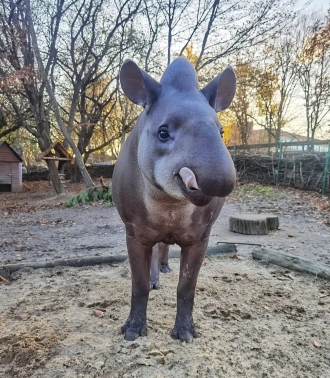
[0,141,23,192]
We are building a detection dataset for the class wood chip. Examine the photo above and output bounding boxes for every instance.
[148,349,164,357]
[94,310,104,318]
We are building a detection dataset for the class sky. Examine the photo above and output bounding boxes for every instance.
[303,0,329,10]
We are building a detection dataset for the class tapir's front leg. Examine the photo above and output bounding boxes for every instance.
[171,239,209,343]
[122,235,152,341]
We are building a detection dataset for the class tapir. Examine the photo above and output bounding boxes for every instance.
[112,57,236,343]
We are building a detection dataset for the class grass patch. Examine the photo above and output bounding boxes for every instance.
[232,183,285,201]
[67,184,113,207]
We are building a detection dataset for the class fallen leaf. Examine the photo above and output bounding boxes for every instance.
[283,286,294,293]
[136,358,150,366]
[231,254,245,260]
[0,276,8,284]
[203,306,217,314]
[94,310,104,318]
[313,340,321,348]
[160,349,174,356]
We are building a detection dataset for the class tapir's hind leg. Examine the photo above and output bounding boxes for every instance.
[150,245,160,290]
[149,243,171,290]
[158,242,171,273]
[122,235,152,341]
[171,239,208,343]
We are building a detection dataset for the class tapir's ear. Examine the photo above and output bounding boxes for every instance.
[201,66,236,112]
[120,59,161,108]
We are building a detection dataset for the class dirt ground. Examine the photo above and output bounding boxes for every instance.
[0,181,330,377]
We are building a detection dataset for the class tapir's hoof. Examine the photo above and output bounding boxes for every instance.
[160,264,172,274]
[121,319,147,341]
[171,323,198,343]
[149,280,160,290]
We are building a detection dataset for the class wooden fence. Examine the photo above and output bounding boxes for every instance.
[227,141,330,195]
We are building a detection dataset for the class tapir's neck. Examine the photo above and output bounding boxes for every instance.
[141,173,189,207]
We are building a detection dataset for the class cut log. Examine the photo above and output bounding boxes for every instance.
[252,247,330,281]
[229,213,279,235]
[0,244,237,274]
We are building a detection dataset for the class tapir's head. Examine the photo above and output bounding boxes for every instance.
[120,58,236,206]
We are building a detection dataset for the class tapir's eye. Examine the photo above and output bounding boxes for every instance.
[158,127,170,141]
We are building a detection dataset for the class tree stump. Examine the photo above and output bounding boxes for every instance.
[229,214,279,235]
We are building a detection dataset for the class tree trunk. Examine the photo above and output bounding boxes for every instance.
[37,135,65,194]
[311,129,316,152]
[71,160,82,183]
[120,125,126,148]
[46,159,65,194]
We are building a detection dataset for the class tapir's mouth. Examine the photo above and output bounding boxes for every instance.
[174,168,212,207]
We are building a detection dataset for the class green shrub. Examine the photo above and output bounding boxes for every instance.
[67,184,113,207]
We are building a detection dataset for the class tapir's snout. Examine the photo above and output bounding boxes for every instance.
[199,170,236,198]
[176,126,236,205]
[177,148,236,206]
[198,152,236,198]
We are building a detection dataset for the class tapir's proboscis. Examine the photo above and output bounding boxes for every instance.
[112,58,236,343]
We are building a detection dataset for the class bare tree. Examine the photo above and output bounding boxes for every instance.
[52,0,141,181]
[249,26,300,144]
[296,13,330,149]
[157,0,193,66]
[193,0,299,71]
[25,0,96,188]
[272,31,300,142]
[0,0,66,193]
[1,0,142,186]
[230,60,255,145]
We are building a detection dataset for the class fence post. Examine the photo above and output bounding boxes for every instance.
[233,145,237,157]
[276,141,283,185]
[322,141,330,195]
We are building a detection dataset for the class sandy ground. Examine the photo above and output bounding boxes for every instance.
[0,182,330,377]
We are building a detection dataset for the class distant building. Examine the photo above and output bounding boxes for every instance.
[279,132,328,152]
[86,152,116,165]
[227,127,328,153]
[0,141,23,192]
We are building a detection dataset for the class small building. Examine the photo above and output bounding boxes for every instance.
[0,141,23,192]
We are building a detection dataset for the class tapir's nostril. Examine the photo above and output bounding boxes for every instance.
[179,167,200,191]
